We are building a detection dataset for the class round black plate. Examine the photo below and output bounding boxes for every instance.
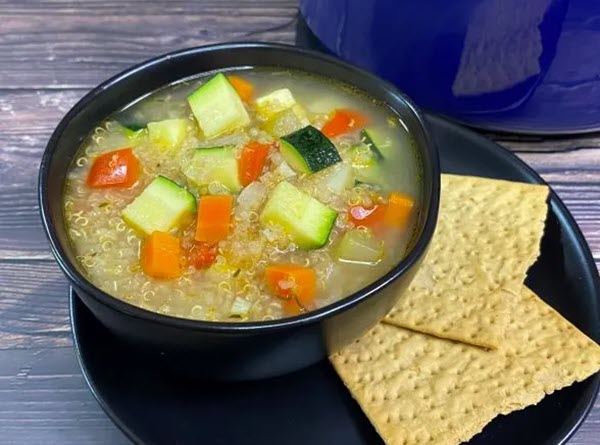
[71,115,600,445]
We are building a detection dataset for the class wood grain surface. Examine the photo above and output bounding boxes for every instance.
[0,1,598,444]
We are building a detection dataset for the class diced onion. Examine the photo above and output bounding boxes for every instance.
[237,182,267,211]
[230,297,253,317]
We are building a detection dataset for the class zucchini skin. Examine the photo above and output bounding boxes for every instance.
[281,125,341,173]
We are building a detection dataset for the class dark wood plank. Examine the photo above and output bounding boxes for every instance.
[0,347,128,444]
[0,90,83,189]
[0,0,296,89]
[0,260,71,349]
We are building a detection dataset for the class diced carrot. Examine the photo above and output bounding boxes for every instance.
[264,264,317,315]
[321,109,368,138]
[384,192,415,229]
[141,231,181,279]
[188,241,218,269]
[228,75,254,103]
[348,204,386,229]
[86,147,140,188]
[239,141,270,186]
[195,195,234,242]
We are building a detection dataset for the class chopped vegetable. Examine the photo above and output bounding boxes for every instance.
[187,73,250,138]
[230,297,252,317]
[184,146,242,193]
[260,181,337,249]
[263,104,310,137]
[335,229,383,265]
[86,148,140,189]
[361,128,392,160]
[322,109,368,138]
[384,192,415,229]
[280,125,341,174]
[147,118,188,149]
[227,75,254,103]
[141,231,182,279]
[237,181,267,212]
[264,264,316,315]
[188,241,218,269]
[122,126,146,141]
[319,162,354,194]
[121,176,196,235]
[115,114,145,134]
[255,88,296,119]
[239,142,270,186]
[195,195,234,242]
[350,143,384,186]
[273,160,297,179]
[348,204,386,229]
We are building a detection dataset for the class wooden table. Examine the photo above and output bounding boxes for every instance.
[0,1,598,443]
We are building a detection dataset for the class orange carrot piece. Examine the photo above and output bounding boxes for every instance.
[348,204,386,229]
[228,75,254,103]
[195,195,234,242]
[384,192,415,229]
[265,264,317,315]
[321,109,368,138]
[141,231,181,279]
[188,241,218,269]
[239,142,270,186]
[86,147,140,188]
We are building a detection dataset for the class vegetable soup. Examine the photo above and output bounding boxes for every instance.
[63,68,422,321]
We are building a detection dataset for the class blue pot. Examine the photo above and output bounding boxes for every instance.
[300,0,600,134]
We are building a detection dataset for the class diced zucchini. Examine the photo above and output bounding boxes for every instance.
[113,121,146,141]
[361,128,393,160]
[350,143,385,186]
[121,176,196,235]
[263,104,310,137]
[115,111,146,132]
[319,162,354,194]
[122,126,146,141]
[147,118,188,149]
[335,229,383,264]
[260,181,337,249]
[255,88,297,119]
[280,126,341,174]
[187,73,250,138]
[183,146,242,193]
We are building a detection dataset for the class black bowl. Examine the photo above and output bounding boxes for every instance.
[39,42,440,380]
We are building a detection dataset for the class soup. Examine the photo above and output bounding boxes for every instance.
[63,68,422,321]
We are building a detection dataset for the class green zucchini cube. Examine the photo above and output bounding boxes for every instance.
[121,176,196,235]
[187,73,250,138]
[260,181,337,249]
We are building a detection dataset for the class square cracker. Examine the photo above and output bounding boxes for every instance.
[384,174,549,348]
[331,287,600,445]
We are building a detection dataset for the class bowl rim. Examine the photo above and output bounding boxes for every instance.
[39,41,440,333]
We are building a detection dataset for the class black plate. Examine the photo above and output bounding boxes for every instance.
[71,115,600,445]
